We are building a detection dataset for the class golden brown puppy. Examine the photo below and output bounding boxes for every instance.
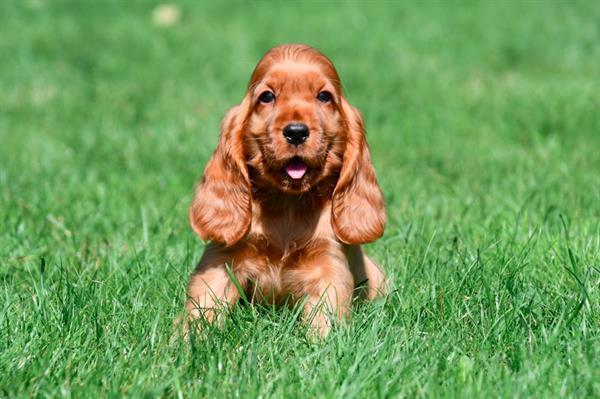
[186,44,386,336]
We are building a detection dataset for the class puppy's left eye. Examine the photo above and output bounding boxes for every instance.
[317,91,332,103]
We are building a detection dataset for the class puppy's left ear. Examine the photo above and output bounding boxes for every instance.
[331,98,386,244]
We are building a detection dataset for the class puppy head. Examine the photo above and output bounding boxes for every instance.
[244,44,346,193]
[190,44,385,246]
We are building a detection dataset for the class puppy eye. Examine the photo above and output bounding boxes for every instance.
[259,91,276,104]
[317,91,332,103]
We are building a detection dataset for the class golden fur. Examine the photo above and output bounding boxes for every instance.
[186,44,386,335]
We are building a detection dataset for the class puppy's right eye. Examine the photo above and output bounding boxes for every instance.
[259,91,276,104]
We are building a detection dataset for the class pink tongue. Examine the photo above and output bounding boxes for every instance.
[285,160,308,180]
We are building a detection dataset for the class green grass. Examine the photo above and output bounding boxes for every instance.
[1,0,599,397]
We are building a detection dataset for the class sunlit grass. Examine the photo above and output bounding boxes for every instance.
[0,1,598,397]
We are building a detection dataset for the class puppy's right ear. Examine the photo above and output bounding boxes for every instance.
[189,98,252,246]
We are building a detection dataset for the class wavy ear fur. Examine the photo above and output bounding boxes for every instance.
[189,99,252,246]
[331,98,386,244]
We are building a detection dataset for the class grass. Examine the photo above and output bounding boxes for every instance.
[1,0,599,397]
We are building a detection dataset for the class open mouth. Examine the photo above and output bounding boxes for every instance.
[284,157,308,180]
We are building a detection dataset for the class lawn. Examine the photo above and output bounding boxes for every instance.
[1,0,599,397]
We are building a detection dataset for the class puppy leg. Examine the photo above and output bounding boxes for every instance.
[185,244,245,333]
[186,264,240,323]
[347,245,387,300]
[284,244,354,336]
[362,255,387,298]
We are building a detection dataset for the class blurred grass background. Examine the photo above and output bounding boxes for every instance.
[0,1,599,397]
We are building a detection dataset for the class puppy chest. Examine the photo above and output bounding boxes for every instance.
[237,235,341,305]
[250,202,336,251]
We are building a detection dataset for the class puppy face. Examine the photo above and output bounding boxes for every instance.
[243,48,346,193]
[190,45,386,246]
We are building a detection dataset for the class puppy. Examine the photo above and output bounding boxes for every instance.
[186,44,386,336]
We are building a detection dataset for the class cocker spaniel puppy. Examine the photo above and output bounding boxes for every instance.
[186,44,386,336]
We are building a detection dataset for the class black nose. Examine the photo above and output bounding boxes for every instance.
[283,123,309,146]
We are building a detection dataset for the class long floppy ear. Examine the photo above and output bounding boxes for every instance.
[189,99,252,246]
[331,98,386,244]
